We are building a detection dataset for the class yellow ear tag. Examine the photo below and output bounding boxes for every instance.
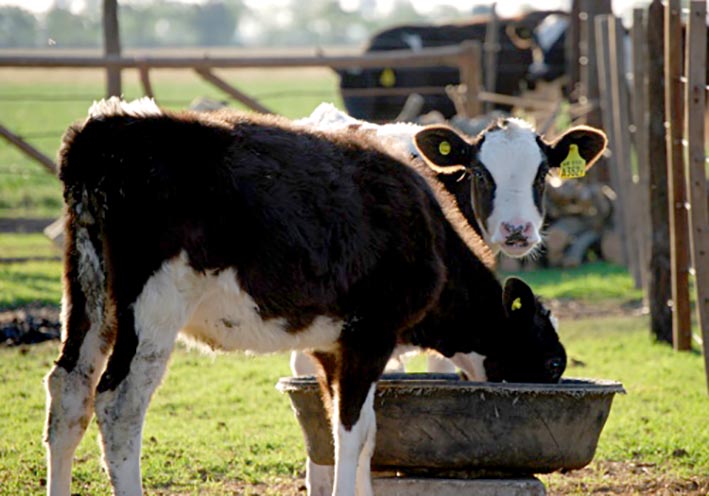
[511,297,522,311]
[379,68,396,88]
[438,140,451,156]
[559,144,586,179]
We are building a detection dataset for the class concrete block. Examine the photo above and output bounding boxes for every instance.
[372,476,546,496]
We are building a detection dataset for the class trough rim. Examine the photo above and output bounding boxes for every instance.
[276,373,626,395]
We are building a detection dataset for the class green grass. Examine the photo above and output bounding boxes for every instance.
[505,261,645,302]
[0,260,63,308]
[1,314,707,494]
[0,233,62,259]
[0,68,341,219]
[0,344,303,495]
[561,317,709,474]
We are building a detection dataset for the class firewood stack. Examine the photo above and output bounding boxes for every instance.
[543,179,617,268]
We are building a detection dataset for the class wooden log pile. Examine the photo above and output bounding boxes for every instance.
[543,180,618,268]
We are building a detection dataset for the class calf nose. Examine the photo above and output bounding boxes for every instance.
[501,221,533,238]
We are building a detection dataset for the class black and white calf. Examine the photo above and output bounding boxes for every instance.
[297,103,607,258]
[46,98,565,496]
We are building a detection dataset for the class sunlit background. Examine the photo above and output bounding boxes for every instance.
[0,0,656,48]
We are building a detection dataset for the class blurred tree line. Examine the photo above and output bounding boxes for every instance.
[0,0,461,49]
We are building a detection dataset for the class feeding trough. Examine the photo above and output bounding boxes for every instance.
[277,373,624,478]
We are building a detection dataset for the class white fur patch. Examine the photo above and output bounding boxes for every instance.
[75,226,104,328]
[140,253,343,354]
[296,103,422,158]
[426,352,457,374]
[402,33,423,51]
[450,351,488,382]
[550,313,559,334]
[88,96,162,120]
[478,119,544,251]
[332,384,376,496]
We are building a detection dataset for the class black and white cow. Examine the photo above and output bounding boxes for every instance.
[45,98,566,496]
[298,103,607,258]
[339,10,569,122]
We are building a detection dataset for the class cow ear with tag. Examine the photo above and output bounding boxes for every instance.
[502,277,536,322]
[546,126,607,179]
[414,126,472,175]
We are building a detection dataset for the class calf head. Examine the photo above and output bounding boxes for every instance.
[449,277,566,384]
[414,119,607,257]
[489,277,565,383]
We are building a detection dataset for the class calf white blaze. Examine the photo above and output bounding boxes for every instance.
[477,119,544,256]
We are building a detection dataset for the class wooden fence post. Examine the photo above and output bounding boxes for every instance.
[578,0,612,184]
[646,0,672,343]
[103,0,121,97]
[631,8,652,299]
[458,40,482,118]
[610,15,642,288]
[685,0,709,389]
[664,0,692,351]
[483,3,499,114]
[566,0,582,98]
[578,0,612,127]
[595,16,629,268]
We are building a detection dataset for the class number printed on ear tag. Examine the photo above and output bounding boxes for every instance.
[560,144,586,179]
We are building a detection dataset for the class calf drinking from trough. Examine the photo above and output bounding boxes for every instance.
[45,98,598,496]
[295,104,606,495]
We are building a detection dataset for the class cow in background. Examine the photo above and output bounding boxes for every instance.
[339,10,569,122]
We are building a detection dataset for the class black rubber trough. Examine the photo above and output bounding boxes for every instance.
[277,373,625,477]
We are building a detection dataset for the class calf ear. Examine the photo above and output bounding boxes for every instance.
[546,126,607,173]
[503,277,536,322]
[414,126,472,175]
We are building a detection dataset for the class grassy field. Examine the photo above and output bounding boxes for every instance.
[0,66,342,219]
[1,314,708,495]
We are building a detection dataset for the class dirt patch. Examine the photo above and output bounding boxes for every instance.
[545,298,646,320]
[543,461,709,495]
[152,464,709,496]
[0,305,60,346]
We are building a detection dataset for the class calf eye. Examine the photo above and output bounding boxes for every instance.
[545,357,564,375]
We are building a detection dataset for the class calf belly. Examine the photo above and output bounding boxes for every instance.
[145,254,344,354]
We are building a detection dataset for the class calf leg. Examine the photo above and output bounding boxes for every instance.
[354,388,376,496]
[94,265,190,495]
[45,234,112,496]
[427,353,456,374]
[291,352,335,496]
[327,322,395,496]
